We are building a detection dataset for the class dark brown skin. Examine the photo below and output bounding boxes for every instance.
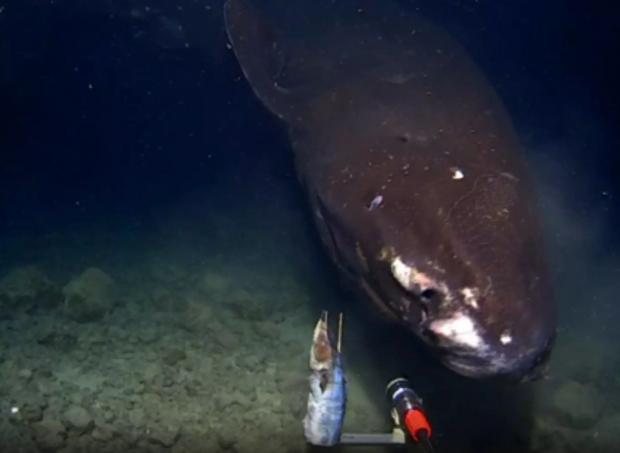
[225,0,555,379]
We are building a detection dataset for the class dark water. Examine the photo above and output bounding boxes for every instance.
[1,1,618,452]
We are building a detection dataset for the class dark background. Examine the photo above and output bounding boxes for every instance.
[1,0,618,243]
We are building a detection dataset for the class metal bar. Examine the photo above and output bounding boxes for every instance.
[337,312,343,353]
[340,429,406,446]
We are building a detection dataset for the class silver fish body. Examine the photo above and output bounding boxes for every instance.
[303,353,346,446]
[303,312,347,446]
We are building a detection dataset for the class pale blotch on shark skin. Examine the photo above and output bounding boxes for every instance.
[390,256,451,300]
[460,287,480,310]
[429,312,486,350]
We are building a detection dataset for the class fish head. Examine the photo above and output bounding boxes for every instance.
[379,249,555,381]
[356,168,557,380]
[314,159,556,380]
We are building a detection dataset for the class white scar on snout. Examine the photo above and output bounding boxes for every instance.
[391,257,424,290]
[430,312,484,349]
[390,256,448,295]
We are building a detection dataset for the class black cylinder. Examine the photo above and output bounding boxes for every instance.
[385,377,423,422]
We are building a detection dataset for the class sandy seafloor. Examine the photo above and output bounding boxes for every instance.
[1,150,619,453]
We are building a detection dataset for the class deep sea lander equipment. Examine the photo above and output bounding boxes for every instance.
[303,311,435,452]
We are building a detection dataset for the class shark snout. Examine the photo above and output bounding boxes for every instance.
[424,310,555,380]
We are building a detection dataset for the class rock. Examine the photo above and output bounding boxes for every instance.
[236,352,262,370]
[171,433,219,453]
[63,405,93,432]
[163,348,187,367]
[18,368,33,380]
[181,299,214,333]
[62,268,116,322]
[227,289,264,320]
[213,328,240,350]
[214,390,249,411]
[552,380,603,429]
[148,423,180,447]
[32,416,66,450]
[199,271,230,295]
[275,369,306,395]
[36,379,62,398]
[256,386,277,407]
[91,423,115,442]
[150,287,177,311]
[593,413,620,452]
[137,326,159,344]
[253,321,280,340]
[216,425,238,451]
[17,394,47,423]
[128,408,146,427]
[160,374,175,388]
[37,332,78,353]
[37,368,53,379]
[102,409,115,423]
[551,334,617,384]
[142,362,161,384]
[0,266,63,315]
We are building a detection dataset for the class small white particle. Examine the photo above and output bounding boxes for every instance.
[88,83,93,90]
[451,167,464,180]
[10,407,19,414]
[500,331,512,345]
[368,195,383,211]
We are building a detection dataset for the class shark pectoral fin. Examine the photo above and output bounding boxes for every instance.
[224,0,305,121]
[315,195,369,280]
[359,278,399,321]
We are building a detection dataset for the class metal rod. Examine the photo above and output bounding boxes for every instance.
[417,430,435,453]
[337,312,343,353]
[340,430,406,446]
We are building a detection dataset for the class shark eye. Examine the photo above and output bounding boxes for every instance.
[420,288,441,303]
